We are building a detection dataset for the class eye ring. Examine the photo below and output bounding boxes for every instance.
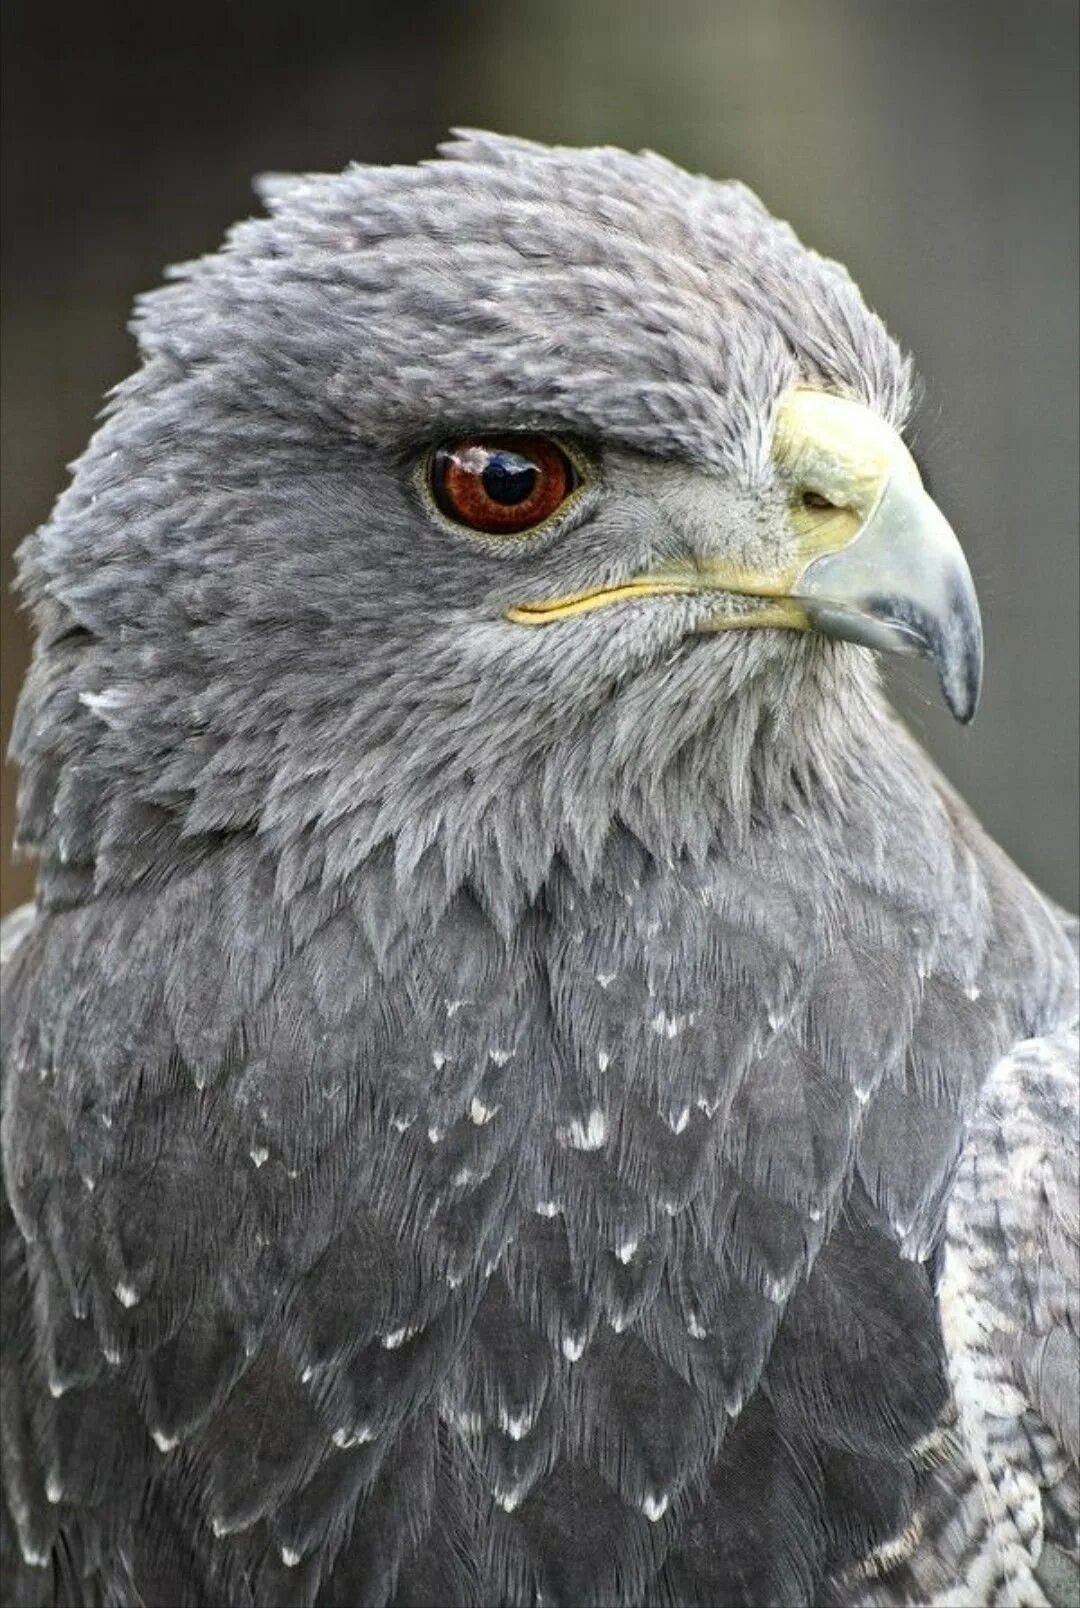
[426,434,584,537]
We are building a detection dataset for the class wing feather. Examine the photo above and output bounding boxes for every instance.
[938,1005,1080,1606]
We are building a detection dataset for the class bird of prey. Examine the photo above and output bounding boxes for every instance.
[1,131,1077,1608]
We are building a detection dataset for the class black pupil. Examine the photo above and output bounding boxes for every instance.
[481,450,538,506]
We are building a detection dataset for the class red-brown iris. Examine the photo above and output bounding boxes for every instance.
[430,435,578,535]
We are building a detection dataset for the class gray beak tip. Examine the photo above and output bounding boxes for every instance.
[949,683,981,727]
[935,572,984,725]
[943,652,983,726]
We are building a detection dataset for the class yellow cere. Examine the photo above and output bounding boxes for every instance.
[774,387,921,566]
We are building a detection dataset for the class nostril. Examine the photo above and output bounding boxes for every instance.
[802,490,838,511]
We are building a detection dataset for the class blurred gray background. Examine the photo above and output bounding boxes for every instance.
[3,0,1077,912]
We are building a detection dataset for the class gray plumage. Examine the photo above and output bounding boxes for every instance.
[1,131,1076,1607]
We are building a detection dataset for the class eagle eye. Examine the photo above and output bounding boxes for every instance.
[430,435,579,536]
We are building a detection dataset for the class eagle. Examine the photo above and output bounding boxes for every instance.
[2,131,1077,1607]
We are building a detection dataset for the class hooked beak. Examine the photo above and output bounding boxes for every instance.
[789,450,983,723]
[506,388,984,724]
